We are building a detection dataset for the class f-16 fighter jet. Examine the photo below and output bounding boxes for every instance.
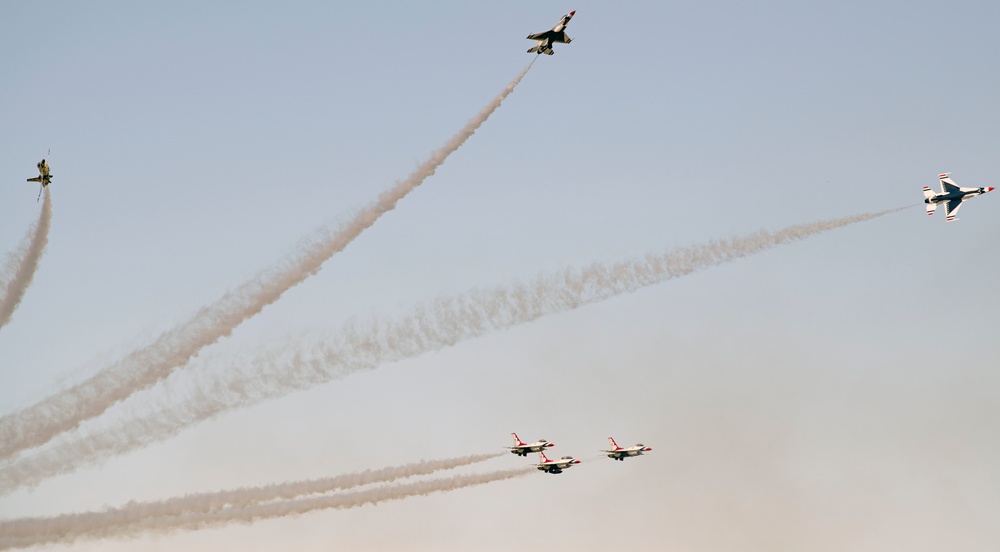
[602,437,652,461]
[526,10,575,55]
[27,159,52,187]
[924,172,993,222]
[508,433,555,457]
[26,158,53,202]
[534,451,581,474]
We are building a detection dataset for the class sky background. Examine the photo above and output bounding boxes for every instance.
[2,0,999,550]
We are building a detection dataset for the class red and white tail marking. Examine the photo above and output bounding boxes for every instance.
[512,433,525,446]
[608,437,622,450]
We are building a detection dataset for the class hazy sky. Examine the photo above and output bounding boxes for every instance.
[2,1,999,550]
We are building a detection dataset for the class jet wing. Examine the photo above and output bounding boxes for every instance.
[27,176,42,183]
[945,198,963,222]
[942,181,961,194]
[940,174,961,194]
[527,11,575,40]
[526,30,571,42]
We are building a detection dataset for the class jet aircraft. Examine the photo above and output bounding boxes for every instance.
[534,451,581,474]
[526,10,575,55]
[508,433,555,457]
[26,158,53,202]
[602,437,652,461]
[923,172,993,222]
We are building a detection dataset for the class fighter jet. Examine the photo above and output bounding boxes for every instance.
[508,433,555,457]
[526,10,575,55]
[26,158,53,202]
[602,437,652,461]
[923,172,993,222]
[534,451,581,474]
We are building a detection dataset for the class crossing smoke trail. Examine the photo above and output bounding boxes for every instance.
[0,189,52,331]
[0,207,906,494]
[0,61,536,463]
[0,466,530,549]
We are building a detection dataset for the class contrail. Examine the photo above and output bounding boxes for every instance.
[0,466,530,549]
[0,189,52,331]
[0,207,905,494]
[0,62,536,462]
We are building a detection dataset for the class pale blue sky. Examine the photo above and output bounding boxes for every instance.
[2,1,999,550]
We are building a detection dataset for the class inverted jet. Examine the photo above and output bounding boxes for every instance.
[602,437,652,461]
[526,10,575,55]
[924,172,993,222]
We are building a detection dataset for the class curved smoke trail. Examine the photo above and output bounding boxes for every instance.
[0,207,905,494]
[0,466,529,549]
[0,189,52,331]
[0,62,536,463]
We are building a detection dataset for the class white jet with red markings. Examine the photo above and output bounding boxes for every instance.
[508,433,555,457]
[923,172,993,222]
[602,437,652,461]
[534,451,581,474]
[526,10,575,55]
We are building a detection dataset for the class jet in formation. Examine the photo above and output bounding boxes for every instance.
[602,437,652,461]
[526,10,575,55]
[508,434,648,473]
[26,158,53,201]
[924,172,993,222]
[534,451,581,474]
[508,433,555,457]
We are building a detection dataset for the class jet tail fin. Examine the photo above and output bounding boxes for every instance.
[923,187,937,217]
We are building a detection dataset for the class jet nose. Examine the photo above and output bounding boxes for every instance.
[987,187,995,192]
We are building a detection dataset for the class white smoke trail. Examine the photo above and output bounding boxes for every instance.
[0,466,530,549]
[0,452,498,541]
[0,62,536,462]
[0,189,52,331]
[0,207,905,494]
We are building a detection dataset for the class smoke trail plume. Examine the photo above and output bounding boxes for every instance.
[0,208,905,494]
[0,466,530,549]
[0,189,52,331]
[0,62,535,462]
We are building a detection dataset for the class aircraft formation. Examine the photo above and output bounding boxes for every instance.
[1,8,995,547]
[509,433,651,474]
